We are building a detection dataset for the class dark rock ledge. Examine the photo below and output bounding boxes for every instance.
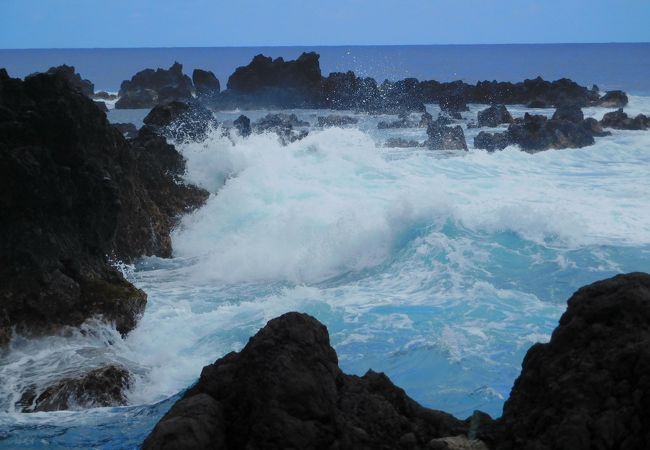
[0,68,208,350]
[143,272,650,450]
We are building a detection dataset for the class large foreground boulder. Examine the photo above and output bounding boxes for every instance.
[143,312,470,450]
[116,62,193,109]
[496,273,650,450]
[0,69,208,346]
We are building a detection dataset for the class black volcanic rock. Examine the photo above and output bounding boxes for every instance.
[439,94,469,113]
[233,114,251,137]
[496,273,650,450]
[92,91,117,101]
[425,120,468,151]
[113,122,139,139]
[142,312,470,450]
[600,108,650,130]
[46,65,94,96]
[0,69,207,346]
[143,101,218,142]
[474,131,512,152]
[597,90,629,108]
[253,113,309,144]
[17,365,132,412]
[116,62,193,109]
[477,105,513,128]
[192,69,220,97]
[552,105,584,123]
[507,113,595,151]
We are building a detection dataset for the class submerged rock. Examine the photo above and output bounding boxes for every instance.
[477,105,514,128]
[473,131,512,152]
[384,137,423,148]
[17,365,132,412]
[116,62,193,109]
[317,114,359,127]
[0,68,207,346]
[496,272,650,450]
[142,312,470,450]
[252,113,309,144]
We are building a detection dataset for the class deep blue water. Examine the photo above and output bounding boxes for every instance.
[1,43,650,94]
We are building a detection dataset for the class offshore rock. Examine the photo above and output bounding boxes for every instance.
[0,68,207,346]
[552,104,584,123]
[474,131,512,152]
[233,114,251,137]
[143,312,471,450]
[252,112,310,144]
[600,108,650,130]
[477,105,513,128]
[425,120,468,150]
[17,365,132,412]
[116,62,193,109]
[496,273,650,450]
[143,100,218,142]
[317,114,359,127]
[596,90,629,108]
[192,69,220,97]
[507,113,595,151]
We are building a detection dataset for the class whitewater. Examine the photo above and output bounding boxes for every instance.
[1,98,650,448]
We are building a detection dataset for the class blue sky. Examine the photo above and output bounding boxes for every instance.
[2,0,649,48]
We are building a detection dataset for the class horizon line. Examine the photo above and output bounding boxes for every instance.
[1,41,649,51]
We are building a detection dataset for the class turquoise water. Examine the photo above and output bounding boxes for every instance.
[1,96,650,448]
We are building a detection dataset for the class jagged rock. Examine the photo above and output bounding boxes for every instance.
[507,113,595,151]
[192,69,220,97]
[425,121,468,151]
[233,114,251,137]
[143,101,218,141]
[0,69,207,346]
[581,117,611,137]
[317,114,359,127]
[252,113,309,144]
[94,100,108,112]
[439,94,469,113]
[378,112,417,129]
[474,131,512,152]
[496,273,650,450]
[596,90,628,108]
[116,62,193,109]
[113,122,139,139]
[385,137,423,148]
[428,436,489,450]
[16,365,132,412]
[600,108,650,130]
[477,105,514,128]
[552,105,584,123]
[142,312,469,450]
[92,91,117,101]
[46,65,94,96]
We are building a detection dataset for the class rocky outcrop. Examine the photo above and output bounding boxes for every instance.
[385,137,423,148]
[0,69,208,346]
[425,120,468,151]
[318,114,359,127]
[16,365,132,412]
[142,100,218,142]
[600,108,650,130]
[251,113,309,144]
[46,65,94,97]
[551,104,584,123]
[596,90,628,108]
[113,122,138,139]
[192,69,220,98]
[233,114,251,137]
[439,94,469,113]
[142,312,471,450]
[477,105,513,128]
[92,91,117,101]
[496,272,650,450]
[116,62,193,109]
[474,131,512,152]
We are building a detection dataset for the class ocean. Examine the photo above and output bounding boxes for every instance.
[1,44,650,449]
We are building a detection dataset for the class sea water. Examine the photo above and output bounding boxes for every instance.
[1,49,650,449]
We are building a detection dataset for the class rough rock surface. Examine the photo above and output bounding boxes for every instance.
[233,114,251,137]
[596,90,629,108]
[17,365,132,412]
[477,105,514,128]
[143,312,470,450]
[474,131,512,152]
[192,69,220,97]
[318,114,359,127]
[600,108,650,130]
[552,104,585,123]
[46,65,94,97]
[496,272,650,450]
[142,100,218,141]
[0,69,207,346]
[252,113,310,144]
[425,120,468,150]
[116,62,193,109]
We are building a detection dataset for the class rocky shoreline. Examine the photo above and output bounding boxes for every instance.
[143,273,650,450]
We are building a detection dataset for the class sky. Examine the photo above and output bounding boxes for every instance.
[1,0,649,49]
